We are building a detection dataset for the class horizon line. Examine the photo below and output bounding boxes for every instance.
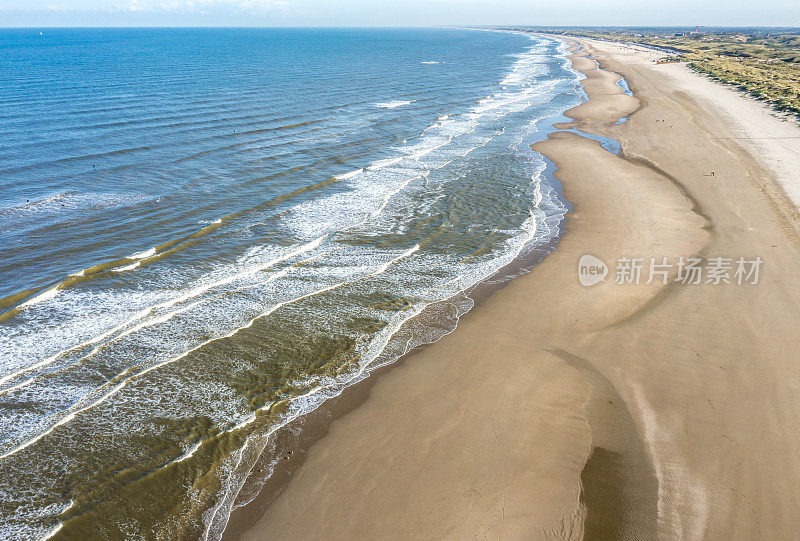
[2,24,799,29]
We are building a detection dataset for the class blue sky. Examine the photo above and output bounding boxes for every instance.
[1,0,798,27]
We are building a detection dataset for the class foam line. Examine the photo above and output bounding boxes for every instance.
[335,168,363,180]
[12,286,58,311]
[173,439,203,465]
[130,247,156,259]
[35,499,73,541]
[374,100,413,108]
[111,261,141,273]
[38,523,62,541]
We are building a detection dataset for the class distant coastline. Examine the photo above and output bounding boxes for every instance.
[493,26,800,120]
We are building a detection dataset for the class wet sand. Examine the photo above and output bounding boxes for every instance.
[224,38,800,539]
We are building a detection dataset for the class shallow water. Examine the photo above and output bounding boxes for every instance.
[0,28,584,538]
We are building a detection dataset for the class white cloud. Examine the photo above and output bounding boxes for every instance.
[17,0,290,14]
[154,0,289,11]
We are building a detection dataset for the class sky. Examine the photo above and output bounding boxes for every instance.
[0,0,799,28]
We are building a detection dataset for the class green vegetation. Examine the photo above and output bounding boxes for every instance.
[503,27,800,118]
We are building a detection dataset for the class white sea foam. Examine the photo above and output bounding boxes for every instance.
[13,286,59,311]
[130,247,156,260]
[173,439,204,465]
[368,157,404,169]
[111,261,141,273]
[335,168,363,180]
[38,522,62,541]
[374,100,413,108]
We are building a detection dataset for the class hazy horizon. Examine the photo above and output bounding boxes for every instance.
[3,24,800,29]
[1,0,798,28]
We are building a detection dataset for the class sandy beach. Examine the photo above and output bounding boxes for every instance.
[224,37,800,540]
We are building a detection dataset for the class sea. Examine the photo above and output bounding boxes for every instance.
[0,27,585,539]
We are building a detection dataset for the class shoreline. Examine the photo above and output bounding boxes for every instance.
[225,37,800,539]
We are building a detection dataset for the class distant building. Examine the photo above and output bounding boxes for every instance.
[676,27,701,37]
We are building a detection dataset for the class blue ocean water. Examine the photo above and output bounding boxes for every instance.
[0,28,583,539]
